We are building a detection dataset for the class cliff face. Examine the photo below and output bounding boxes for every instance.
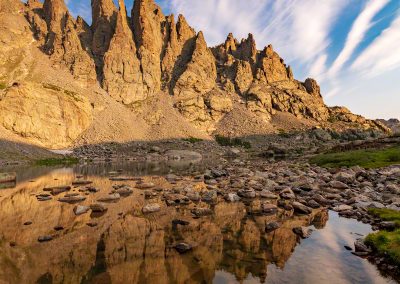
[0,0,387,148]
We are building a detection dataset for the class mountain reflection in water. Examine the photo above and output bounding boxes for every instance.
[0,164,395,284]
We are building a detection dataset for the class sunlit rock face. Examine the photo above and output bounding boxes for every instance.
[0,0,387,150]
[0,168,329,284]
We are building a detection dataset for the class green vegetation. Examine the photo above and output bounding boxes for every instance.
[182,137,203,143]
[365,208,400,265]
[35,157,79,166]
[368,208,400,227]
[215,135,251,149]
[310,145,400,168]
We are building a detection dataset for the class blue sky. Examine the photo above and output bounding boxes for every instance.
[48,1,400,119]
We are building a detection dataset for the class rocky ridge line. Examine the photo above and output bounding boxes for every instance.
[0,0,389,148]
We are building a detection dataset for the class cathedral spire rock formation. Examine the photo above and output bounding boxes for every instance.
[132,0,166,94]
[91,0,117,65]
[102,0,145,104]
[43,0,68,56]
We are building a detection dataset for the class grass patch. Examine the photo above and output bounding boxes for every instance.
[182,137,203,143]
[365,229,400,265]
[215,135,251,149]
[310,145,400,168]
[368,208,400,227]
[365,209,400,265]
[35,157,79,166]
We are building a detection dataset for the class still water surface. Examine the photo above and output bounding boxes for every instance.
[0,161,396,284]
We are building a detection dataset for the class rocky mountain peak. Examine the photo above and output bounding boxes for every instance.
[0,0,388,149]
[176,14,196,41]
[91,0,117,63]
[303,78,321,97]
[91,0,117,28]
[102,0,145,104]
[224,33,238,53]
[42,0,68,54]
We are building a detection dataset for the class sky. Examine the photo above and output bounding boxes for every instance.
[37,0,400,119]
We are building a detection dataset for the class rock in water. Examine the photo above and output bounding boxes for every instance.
[43,186,71,195]
[354,239,371,253]
[142,203,161,214]
[90,203,108,213]
[72,180,93,186]
[58,195,86,204]
[292,202,312,214]
[191,208,213,217]
[73,205,90,216]
[225,193,241,202]
[174,243,192,254]
[38,235,53,243]
[293,227,312,239]
[265,222,281,233]
[97,193,121,202]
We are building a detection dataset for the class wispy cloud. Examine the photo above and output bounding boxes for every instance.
[167,0,348,77]
[328,0,389,76]
[351,12,400,77]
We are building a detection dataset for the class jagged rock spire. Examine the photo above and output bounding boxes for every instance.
[43,0,68,55]
[224,33,237,53]
[176,14,196,41]
[102,0,146,104]
[173,31,217,99]
[91,0,117,61]
[131,0,166,93]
